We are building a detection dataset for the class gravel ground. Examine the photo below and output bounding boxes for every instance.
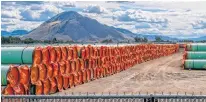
[56,49,206,95]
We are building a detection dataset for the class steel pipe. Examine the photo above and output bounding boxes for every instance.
[1,47,34,64]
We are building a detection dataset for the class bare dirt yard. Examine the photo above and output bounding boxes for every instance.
[57,49,206,95]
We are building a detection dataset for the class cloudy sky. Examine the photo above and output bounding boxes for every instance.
[1,1,206,38]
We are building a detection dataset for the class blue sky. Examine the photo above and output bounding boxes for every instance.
[1,1,206,38]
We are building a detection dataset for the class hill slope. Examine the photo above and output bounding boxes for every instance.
[2,30,28,36]
[23,11,128,42]
[187,36,206,41]
[115,28,179,41]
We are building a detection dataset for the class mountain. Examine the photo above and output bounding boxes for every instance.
[1,31,11,36]
[1,30,29,36]
[23,11,129,42]
[11,30,29,35]
[114,27,136,38]
[187,36,206,41]
[136,34,179,41]
[115,28,179,41]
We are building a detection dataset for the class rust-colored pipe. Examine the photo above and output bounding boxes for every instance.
[45,63,53,79]
[38,64,47,81]
[67,47,73,60]
[48,46,57,63]
[42,47,50,64]
[61,46,68,61]
[18,65,30,93]
[56,75,63,92]
[52,62,59,77]
[68,74,74,88]
[30,65,39,84]
[65,60,71,74]
[59,61,66,75]
[63,75,69,90]
[55,47,62,62]
[42,78,51,95]
[2,85,14,95]
[13,83,26,95]
[7,65,20,87]
[49,77,57,94]
[33,47,42,66]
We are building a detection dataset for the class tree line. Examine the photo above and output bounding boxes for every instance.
[1,36,165,44]
[2,36,205,44]
[134,36,165,42]
[1,36,74,44]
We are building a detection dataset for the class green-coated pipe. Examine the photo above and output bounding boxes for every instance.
[1,65,9,86]
[186,44,206,51]
[186,52,206,59]
[1,47,35,64]
[184,60,206,69]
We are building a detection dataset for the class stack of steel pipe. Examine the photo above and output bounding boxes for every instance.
[1,44,179,95]
[1,47,33,95]
[183,43,206,70]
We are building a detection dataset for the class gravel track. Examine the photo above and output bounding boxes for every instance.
[57,49,206,95]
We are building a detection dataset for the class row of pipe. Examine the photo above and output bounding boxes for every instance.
[1,44,179,95]
[185,44,206,51]
[1,65,30,95]
[183,43,206,69]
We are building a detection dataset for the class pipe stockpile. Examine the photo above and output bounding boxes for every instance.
[185,44,206,51]
[1,47,34,64]
[184,60,206,69]
[1,44,179,95]
[183,44,206,70]
[1,65,30,95]
[183,52,206,59]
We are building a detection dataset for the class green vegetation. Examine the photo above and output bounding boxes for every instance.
[24,38,35,44]
[1,36,74,44]
[197,40,206,43]
[178,40,194,43]
[134,37,148,42]
[155,36,163,42]
[1,36,22,44]
[101,39,113,43]
[2,36,206,44]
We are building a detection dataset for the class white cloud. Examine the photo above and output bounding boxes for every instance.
[38,4,63,20]
[192,20,206,29]
[80,3,206,38]
[113,9,168,24]
[84,5,108,14]
[1,10,22,19]
[76,1,121,10]
[1,18,42,31]
[1,18,21,25]
[7,21,41,31]
[1,1,206,38]
[20,4,63,21]
[1,1,16,6]
[1,1,65,31]
[135,23,151,29]
[44,1,76,8]
[30,5,43,10]
[43,4,62,14]
[21,9,41,21]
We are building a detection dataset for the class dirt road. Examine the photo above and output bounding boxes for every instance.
[57,50,206,95]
